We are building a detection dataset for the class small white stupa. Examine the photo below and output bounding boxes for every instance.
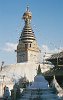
[19,65,59,100]
[28,65,49,89]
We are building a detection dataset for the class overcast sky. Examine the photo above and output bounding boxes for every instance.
[0,0,63,64]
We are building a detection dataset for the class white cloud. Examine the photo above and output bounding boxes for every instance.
[41,44,63,59]
[41,44,63,53]
[41,45,51,59]
[3,42,17,52]
[41,45,49,53]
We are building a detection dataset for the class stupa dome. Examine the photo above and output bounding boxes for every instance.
[28,74,49,89]
[28,65,49,89]
[34,75,47,83]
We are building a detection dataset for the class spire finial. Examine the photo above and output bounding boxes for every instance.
[27,5,29,11]
[23,4,32,21]
[37,65,42,75]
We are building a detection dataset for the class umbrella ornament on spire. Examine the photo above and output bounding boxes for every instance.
[23,5,32,21]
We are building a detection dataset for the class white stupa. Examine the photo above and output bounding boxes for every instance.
[28,65,49,89]
[0,6,52,97]
[19,65,59,100]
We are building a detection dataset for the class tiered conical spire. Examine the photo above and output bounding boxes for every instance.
[19,5,36,43]
[16,6,40,63]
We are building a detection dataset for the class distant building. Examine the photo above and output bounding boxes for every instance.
[47,51,63,67]
[45,51,63,86]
